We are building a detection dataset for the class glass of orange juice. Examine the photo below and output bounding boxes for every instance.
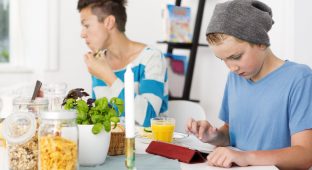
[151,117,175,143]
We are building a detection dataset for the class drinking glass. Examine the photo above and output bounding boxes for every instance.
[151,117,175,143]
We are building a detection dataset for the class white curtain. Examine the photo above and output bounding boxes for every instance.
[9,0,59,72]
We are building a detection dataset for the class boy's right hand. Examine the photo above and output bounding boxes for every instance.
[186,118,218,143]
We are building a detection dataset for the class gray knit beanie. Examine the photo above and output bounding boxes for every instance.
[206,0,274,46]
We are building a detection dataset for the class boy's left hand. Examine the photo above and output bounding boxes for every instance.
[207,147,249,168]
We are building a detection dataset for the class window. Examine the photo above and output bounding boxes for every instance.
[0,0,59,72]
[0,0,9,63]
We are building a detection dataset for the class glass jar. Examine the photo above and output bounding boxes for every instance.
[2,112,38,170]
[5,97,49,170]
[38,111,78,170]
[42,83,67,111]
[13,97,49,117]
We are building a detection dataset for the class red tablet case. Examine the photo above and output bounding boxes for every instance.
[146,141,208,164]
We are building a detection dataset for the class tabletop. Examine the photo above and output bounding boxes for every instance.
[0,135,278,170]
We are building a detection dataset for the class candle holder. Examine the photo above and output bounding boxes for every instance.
[125,138,136,170]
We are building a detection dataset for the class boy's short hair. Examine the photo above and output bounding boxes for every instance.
[207,33,249,46]
[77,0,127,32]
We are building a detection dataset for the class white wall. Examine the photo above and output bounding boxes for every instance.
[1,0,312,127]
[294,1,312,66]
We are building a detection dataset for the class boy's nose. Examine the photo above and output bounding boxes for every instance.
[80,31,86,39]
[229,65,239,72]
[80,33,85,39]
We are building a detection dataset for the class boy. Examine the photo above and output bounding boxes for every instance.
[187,0,312,169]
[78,0,168,127]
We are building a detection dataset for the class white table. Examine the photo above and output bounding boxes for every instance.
[0,135,278,170]
[135,135,278,170]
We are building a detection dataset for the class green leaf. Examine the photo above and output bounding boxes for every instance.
[77,109,87,120]
[108,109,117,117]
[115,98,124,105]
[103,121,111,132]
[82,120,90,125]
[76,119,83,124]
[64,98,75,110]
[95,97,108,111]
[76,100,89,113]
[110,97,124,105]
[104,114,110,121]
[110,97,116,104]
[92,123,103,134]
[91,114,105,124]
[110,117,120,124]
[110,117,120,129]
[64,104,72,110]
[116,105,124,116]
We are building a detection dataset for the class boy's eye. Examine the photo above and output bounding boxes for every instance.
[231,54,242,60]
[82,23,89,28]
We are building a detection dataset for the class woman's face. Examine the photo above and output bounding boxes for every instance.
[209,36,267,81]
[80,7,109,52]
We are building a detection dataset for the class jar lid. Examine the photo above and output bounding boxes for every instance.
[40,111,76,120]
[1,112,36,144]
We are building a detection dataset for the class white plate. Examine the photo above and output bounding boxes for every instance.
[136,132,189,144]
[173,132,189,140]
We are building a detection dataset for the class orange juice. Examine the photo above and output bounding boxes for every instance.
[151,117,175,143]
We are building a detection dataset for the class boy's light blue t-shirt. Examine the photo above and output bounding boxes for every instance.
[219,61,312,151]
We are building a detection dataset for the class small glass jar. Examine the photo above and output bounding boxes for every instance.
[13,97,49,117]
[42,83,67,111]
[38,111,78,170]
[2,112,38,170]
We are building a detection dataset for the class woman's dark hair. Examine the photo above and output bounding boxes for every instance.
[77,0,127,32]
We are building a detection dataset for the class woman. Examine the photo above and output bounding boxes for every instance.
[78,0,168,127]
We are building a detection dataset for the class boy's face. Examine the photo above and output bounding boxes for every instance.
[209,36,266,80]
[80,6,108,52]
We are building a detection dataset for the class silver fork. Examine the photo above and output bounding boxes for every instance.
[93,49,106,59]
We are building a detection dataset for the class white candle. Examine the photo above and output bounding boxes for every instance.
[125,64,135,138]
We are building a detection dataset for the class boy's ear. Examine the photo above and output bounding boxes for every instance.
[104,15,116,30]
[259,44,268,50]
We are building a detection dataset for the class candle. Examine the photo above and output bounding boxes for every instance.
[125,64,135,138]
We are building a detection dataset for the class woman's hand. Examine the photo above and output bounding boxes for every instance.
[84,51,117,86]
[207,147,249,168]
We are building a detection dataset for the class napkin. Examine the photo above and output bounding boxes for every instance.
[146,141,208,164]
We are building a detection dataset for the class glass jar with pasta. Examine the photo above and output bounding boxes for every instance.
[38,111,78,170]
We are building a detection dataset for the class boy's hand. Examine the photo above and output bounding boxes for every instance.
[186,118,218,143]
[207,147,249,168]
[84,51,116,86]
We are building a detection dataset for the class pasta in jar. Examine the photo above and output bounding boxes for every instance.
[39,135,77,170]
[38,111,78,170]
